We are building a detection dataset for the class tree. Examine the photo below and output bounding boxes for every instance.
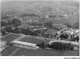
[53,27,59,31]
[21,28,38,36]
[6,26,13,32]
[1,30,6,35]
[64,23,72,28]
[1,16,10,20]
[1,21,7,26]
[44,21,53,28]
[8,18,21,27]
[73,22,79,29]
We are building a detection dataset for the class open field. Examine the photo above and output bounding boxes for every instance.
[1,45,79,56]
[19,36,43,44]
[14,48,79,56]
[1,33,21,42]
[1,46,18,56]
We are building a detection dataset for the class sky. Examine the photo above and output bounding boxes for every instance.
[0,0,79,5]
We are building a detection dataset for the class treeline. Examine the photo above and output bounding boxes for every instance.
[1,18,21,27]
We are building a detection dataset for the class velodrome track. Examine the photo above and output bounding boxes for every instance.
[1,33,79,56]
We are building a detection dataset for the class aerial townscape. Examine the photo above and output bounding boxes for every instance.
[1,0,79,56]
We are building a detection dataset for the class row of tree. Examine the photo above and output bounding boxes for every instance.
[44,21,79,29]
[1,18,21,27]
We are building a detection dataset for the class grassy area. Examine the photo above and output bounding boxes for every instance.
[2,45,58,56]
[1,33,21,42]
[19,36,43,44]
[1,44,79,56]
[13,47,79,56]
[1,46,18,56]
